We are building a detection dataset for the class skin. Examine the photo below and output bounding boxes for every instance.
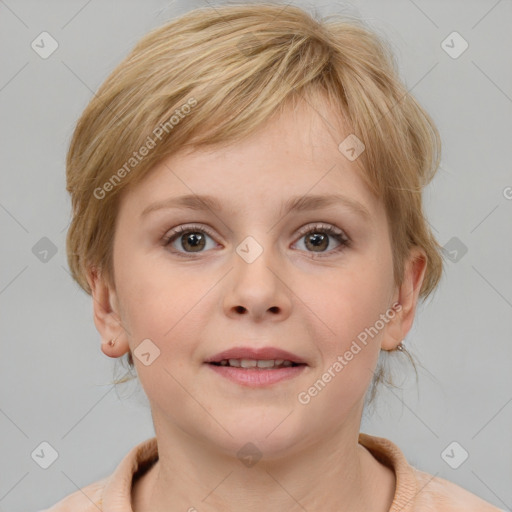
[88,96,426,512]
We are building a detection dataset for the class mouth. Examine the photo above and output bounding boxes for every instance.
[204,347,308,387]
[205,346,308,388]
[204,346,308,367]
[208,359,305,369]
[206,360,307,387]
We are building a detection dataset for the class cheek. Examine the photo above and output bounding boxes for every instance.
[303,250,394,360]
[294,264,392,420]
[114,249,211,352]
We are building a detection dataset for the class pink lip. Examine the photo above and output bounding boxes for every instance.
[204,346,307,365]
[207,364,307,387]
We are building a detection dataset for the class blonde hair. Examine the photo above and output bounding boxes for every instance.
[65,2,444,396]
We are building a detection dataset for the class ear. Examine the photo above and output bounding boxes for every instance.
[381,247,427,351]
[86,266,130,359]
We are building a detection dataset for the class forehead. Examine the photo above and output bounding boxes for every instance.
[119,97,383,222]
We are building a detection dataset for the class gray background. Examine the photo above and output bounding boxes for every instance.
[1,0,511,510]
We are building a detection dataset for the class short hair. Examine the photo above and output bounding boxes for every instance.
[65,2,444,400]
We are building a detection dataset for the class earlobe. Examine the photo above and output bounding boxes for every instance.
[86,266,129,358]
[381,304,404,351]
[381,248,427,351]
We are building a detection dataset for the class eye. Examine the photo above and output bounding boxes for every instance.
[163,224,218,257]
[162,222,351,258]
[293,223,350,257]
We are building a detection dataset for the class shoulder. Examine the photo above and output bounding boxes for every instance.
[358,433,503,512]
[38,437,158,511]
[39,477,107,511]
[411,468,504,511]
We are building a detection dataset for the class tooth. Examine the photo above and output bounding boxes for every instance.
[256,360,275,368]
[240,359,257,368]
[223,358,294,369]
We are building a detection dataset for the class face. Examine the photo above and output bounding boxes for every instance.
[90,98,425,457]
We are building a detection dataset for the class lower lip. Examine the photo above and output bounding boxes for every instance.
[206,363,307,387]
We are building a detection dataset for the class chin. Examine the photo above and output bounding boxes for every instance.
[212,413,307,458]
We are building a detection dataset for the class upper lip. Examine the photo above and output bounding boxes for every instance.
[205,346,307,365]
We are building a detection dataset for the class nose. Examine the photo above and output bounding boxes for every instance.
[223,239,292,322]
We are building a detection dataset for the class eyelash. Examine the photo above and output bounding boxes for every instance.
[162,223,351,259]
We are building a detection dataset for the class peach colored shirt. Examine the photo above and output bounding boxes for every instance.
[41,433,504,511]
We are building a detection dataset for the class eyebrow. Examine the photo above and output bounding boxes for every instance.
[141,193,371,221]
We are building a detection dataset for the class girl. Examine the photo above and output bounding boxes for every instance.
[44,3,502,511]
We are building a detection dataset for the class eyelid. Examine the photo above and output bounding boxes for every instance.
[162,223,217,243]
[162,221,351,256]
[294,222,350,242]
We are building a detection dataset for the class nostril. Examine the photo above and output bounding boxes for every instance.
[235,306,246,314]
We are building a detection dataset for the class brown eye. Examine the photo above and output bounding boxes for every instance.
[294,223,350,256]
[163,224,218,256]
[178,231,207,252]
[304,232,330,252]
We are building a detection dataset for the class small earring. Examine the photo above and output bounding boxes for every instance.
[108,338,116,347]
[396,341,405,351]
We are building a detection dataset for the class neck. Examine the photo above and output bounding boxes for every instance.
[132,421,395,512]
